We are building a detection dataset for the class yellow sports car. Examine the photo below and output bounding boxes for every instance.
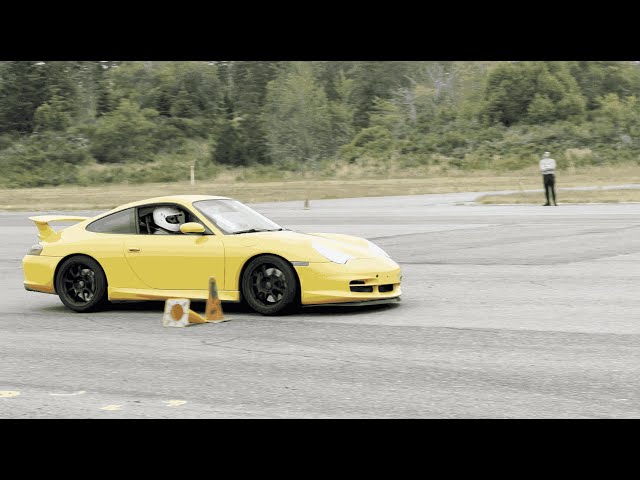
[22,195,402,315]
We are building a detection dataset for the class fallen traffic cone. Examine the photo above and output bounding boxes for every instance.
[163,298,191,327]
[188,309,207,324]
[162,298,209,327]
[205,276,225,323]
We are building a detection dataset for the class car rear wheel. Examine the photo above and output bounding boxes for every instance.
[55,256,108,312]
[241,255,298,315]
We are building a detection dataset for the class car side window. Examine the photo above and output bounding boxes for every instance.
[137,206,159,235]
[136,204,210,235]
[86,208,136,234]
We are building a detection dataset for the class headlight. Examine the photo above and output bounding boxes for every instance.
[312,242,353,264]
[367,240,389,258]
[27,243,43,256]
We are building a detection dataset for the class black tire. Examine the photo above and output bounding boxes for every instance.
[241,255,299,315]
[55,255,109,313]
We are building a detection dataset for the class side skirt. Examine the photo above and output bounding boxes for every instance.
[108,287,240,303]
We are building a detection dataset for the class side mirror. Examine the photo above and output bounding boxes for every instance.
[180,222,206,234]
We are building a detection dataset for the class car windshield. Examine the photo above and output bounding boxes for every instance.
[193,199,284,235]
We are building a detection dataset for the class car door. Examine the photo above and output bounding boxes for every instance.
[83,207,147,289]
[123,206,225,291]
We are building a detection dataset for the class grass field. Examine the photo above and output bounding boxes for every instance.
[2,163,640,211]
[477,188,640,204]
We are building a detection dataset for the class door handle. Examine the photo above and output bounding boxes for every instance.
[128,248,141,252]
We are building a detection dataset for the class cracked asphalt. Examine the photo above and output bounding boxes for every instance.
[1,193,639,418]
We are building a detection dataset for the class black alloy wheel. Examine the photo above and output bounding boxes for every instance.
[55,256,108,312]
[241,255,298,315]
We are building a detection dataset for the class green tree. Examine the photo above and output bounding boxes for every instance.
[484,61,585,126]
[484,62,537,126]
[40,61,80,118]
[369,98,407,138]
[212,121,243,166]
[170,89,198,118]
[591,93,639,142]
[263,62,332,164]
[89,99,159,163]
[227,61,283,113]
[327,70,356,152]
[96,77,116,117]
[350,61,415,128]
[34,95,72,131]
[569,61,640,110]
[527,94,556,124]
[0,61,48,133]
[221,61,283,165]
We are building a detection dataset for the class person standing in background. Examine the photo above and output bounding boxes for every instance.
[540,151,557,206]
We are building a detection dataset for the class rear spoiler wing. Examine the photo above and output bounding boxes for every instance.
[28,215,89,241]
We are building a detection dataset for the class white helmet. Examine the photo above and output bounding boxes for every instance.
[153,206,185,232]
[543,151,551,157]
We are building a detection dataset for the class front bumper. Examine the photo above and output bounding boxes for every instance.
[294,257,402,305]
[22,255,61,294]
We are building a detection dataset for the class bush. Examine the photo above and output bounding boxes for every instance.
[338,126,395,162]
[0,132,89,187]
[564,148,594,167]
[89,100,159,164]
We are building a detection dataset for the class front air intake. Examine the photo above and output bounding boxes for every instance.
[350,280,373,293]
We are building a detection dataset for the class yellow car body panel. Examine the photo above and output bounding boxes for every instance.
[22,195,402,308]
[122,234,225,290]
[23,254,59,294]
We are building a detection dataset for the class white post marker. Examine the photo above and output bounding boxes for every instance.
[190,165,195,185]
[163,298,191,327]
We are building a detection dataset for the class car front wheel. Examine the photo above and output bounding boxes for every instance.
[241,255,298,315]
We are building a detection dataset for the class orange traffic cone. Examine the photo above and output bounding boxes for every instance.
[205,276,225,323]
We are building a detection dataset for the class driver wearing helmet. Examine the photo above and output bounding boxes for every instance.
[152,206,186,234]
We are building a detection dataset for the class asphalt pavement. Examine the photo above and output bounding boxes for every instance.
[1,192,639,418]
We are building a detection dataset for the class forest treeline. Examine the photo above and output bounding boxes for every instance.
[1,60,640,187]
